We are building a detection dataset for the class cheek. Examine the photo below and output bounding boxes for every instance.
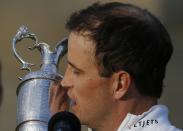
[73,77,114,124]
[74,76,112,109]
[74,77,96,100]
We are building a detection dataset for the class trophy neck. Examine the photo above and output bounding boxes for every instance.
[39,43,59,73]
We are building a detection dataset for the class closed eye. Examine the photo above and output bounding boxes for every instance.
[67,60,84,74]
[72,69,80,75]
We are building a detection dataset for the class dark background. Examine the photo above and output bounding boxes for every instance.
[0,0,182,130]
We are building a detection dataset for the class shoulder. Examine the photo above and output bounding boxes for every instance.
[140,105,182,131]
[117,105,182,131]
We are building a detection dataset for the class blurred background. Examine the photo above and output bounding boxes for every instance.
[0,0,182,130]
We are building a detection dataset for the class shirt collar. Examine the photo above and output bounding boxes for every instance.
[117,105,168,130]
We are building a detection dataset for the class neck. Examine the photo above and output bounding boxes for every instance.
[93,96,157,131]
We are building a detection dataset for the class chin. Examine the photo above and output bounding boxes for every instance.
[71,106,90,125]
[72,112,86,125]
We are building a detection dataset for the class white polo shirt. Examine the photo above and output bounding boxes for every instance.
[117,105,182,131]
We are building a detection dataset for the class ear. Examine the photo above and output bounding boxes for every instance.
[112,71,131,100]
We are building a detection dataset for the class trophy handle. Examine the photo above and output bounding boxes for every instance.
[12,25,39,71]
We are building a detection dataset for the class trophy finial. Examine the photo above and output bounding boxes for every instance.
[12,25,68,73]
[15,25,38,42]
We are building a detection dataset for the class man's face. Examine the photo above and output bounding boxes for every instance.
[61,32,115,126]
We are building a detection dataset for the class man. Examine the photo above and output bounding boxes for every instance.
[50,2,181,131]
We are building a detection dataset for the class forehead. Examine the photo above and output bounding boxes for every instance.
[68,32,94,52]
[68,32,95,58]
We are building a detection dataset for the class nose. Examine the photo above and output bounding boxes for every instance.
[61,68,73,89]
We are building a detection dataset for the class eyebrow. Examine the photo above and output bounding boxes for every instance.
[67,60,83,72]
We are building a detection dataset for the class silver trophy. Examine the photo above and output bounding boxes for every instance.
[12,25,68,131]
